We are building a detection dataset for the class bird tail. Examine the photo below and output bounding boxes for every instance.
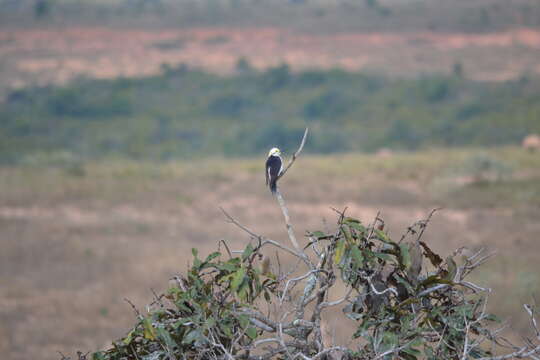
[270,179,277,195]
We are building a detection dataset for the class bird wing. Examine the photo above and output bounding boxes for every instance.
[265,158,270,185]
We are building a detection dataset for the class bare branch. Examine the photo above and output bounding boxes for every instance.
[277,127,309,181]
[124,298,143,319]
[477,344,540,360]
[220,206,261,239]
[220,206,312,267]
[275,189,302,252]
[524,304,540,338]
[312,347,349,360]
[273,128,309,252]
[318,287,354,309]
[373,340,415,360]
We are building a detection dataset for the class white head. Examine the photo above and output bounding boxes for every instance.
[268,147,281,157]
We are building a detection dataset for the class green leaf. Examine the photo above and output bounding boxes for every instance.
[402,346,422,357]
[381,331,398,350]
[206,316,216,329]
[142,317,157,340]
[345,218,366,232]
[373,252,392,261]
[246,327,258,340]
[242,243,254,261]
[182,329,202,345]
[231,267,246,292]
[394,274,414,294]
[123,329,135,345]
[92,352,105,360]
[238,281,250,301]
[342,226,353,242]
[485,314,501,322]
[334,239,346,264]
[206,251,221,262]
[350,246,364,268]
[311,231,326,238]
[191,248,198,258]
[157,327,177,350]
[399,243,412,270]
[221,324,233,338]
[410,338,423,348]
[173,318,190,329]
[219,262,239,272]
[238,314,250,329]
[375,229,393,244]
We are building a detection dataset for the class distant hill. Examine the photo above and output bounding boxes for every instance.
[1,66,539,163]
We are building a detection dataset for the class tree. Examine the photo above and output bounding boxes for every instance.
[71,130,540,360]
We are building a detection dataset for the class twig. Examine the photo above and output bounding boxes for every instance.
[218,239,232,258]
[373,340,415,359]
[277,128,309,181]
[220,206,260,239]
[312,346,349,360]
[220,206,311,267]
[58,352,71,360]
[124,298,143,319]
[524,304,540,337]
[274,128,309,252]
[477,344,540,360]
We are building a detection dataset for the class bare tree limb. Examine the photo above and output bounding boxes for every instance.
[277,128,309,181]
[275,189,302,252]
[273,128,309,252]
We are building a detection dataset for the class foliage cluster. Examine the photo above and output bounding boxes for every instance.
[2,65,540,163]
[84,210,535,360]
[64,133,540,360]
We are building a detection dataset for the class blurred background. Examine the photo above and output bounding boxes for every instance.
[1,0,540,359]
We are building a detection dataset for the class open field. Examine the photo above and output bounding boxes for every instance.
[1,147,540,359]
[1,25,540,97]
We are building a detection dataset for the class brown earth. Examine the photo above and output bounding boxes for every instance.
[1,26,540,93]
[1,150,540,359]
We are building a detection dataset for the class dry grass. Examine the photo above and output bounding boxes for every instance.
[1,147,540,359]
[1,26,540,95]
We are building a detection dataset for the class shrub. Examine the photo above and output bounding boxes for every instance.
[73,132,540,360]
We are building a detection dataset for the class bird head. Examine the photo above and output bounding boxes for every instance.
[268,147,281,157]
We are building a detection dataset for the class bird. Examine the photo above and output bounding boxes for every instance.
[265,147,283,194]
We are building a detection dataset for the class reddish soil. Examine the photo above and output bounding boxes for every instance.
[1,26,539,91]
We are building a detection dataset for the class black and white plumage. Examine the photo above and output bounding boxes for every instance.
[265,147,283,194]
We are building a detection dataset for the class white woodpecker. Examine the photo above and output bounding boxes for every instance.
[265,147,283,194]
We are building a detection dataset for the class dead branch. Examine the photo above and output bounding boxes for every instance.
[274,128,308,252]
[277,128,309,181]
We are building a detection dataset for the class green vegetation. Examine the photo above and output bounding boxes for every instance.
[2,66,540,163]
[85,209,536,360]
[3,147,540,359]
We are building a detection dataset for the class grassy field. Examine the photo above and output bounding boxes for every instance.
[1,146,540,359]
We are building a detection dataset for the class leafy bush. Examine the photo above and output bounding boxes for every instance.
[78,131,537,359]
[81,206,540,360]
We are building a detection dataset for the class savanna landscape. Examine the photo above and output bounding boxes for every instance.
[1,1,540,359]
